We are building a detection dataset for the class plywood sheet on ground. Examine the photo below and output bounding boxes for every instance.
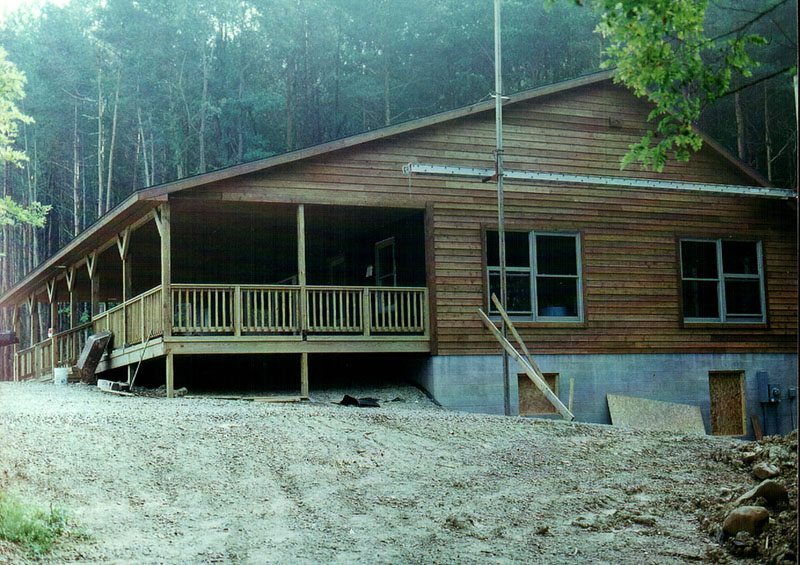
[607,394,706,435]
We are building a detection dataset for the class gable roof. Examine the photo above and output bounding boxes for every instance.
[0,69,789,307]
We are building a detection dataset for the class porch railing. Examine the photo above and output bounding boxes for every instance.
[15,337,52,381]
[54,322,93,367]
[93,286,163,347]
[171,284,428,337]
[13,283,428,379]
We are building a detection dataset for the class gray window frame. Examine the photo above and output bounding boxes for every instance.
[680,238,766,323]
[486,230,583,322]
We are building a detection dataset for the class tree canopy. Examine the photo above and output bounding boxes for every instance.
[0,0,796,289]
[565,0,796,172]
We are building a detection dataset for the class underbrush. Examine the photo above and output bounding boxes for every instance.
[0,489,68,556]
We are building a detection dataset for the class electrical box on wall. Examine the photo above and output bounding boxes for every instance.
[757,371,782,404]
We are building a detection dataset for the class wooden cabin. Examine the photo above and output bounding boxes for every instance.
[2,71,796,437]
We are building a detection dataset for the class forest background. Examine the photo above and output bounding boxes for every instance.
[0,0,797,372]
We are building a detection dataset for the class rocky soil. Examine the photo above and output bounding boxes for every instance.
[0,381,796,564]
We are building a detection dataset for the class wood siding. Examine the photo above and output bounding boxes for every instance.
[170,81,798,355]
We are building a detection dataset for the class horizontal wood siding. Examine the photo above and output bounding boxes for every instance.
[176,81,797,355]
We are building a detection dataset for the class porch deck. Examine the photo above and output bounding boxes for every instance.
[14,284,430,380]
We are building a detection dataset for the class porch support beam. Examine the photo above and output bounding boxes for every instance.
[300,352,309,397]
[165,350,174,398]
[12,304,20,381]
[155,204,171,338]
[27,294,38,348]
[297,204,306,334]
[47,279,57,371]
[86,251,99,318]
[65,267,75,329]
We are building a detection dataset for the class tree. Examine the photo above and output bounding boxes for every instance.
[560,0,795,172]
[0,47,49,230]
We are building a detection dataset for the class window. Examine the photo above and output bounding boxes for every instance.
[680,239,765,323]
[486,231,582,320]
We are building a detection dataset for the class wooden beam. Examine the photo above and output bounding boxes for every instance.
[65,267,75,293]
[569,378,575,413]
[490,294,547,379]
[46,279,56,303]
[297,204,306,334]
[300,352,309,397]
[28,294,39,347]
[158,203,172,337]
[477,307,574,421]
[116,227,130,262]
[165,350,174,398]
[85,250,98,280]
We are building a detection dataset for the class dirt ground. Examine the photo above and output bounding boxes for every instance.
[0,381,796,564]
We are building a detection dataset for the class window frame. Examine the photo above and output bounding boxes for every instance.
[485,230,584,322]
[679,238,766,324]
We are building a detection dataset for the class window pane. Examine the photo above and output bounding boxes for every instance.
[725,280,761,315]
[681,241,718,279]
[489,272,531,313]
[506,232,530,267]
[486,231,529,267]
[507,273,532,313]
[682,281,719,318]
[722,241,759,275]
[536,235,577,275]
[537,277,578,317]
[487,231,499,266]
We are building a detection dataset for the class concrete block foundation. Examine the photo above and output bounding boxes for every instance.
[412,353,798,439]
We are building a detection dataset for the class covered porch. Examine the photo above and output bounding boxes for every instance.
[9,199,431,395]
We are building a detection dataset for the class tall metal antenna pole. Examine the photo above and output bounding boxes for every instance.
[494,0,510,416]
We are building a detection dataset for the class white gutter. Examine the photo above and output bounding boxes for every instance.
[403,163,797,199]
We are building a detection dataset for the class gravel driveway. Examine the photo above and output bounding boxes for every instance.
[0,381,757,563]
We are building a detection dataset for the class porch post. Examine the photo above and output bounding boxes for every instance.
[300,352,309,397]
[297,204,306,332]
[86,251,99,319]
[165,350,174,398]
[154,203,171,338]
[118,228,131,346]
[27,294,38,348]
[297,205,308,396]
[47,279,57,371]
[66,267,75,329]
[12,305,20,382]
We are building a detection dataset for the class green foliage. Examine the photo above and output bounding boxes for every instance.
[556,0,774,171]
[0,490,68,555]
[0,195,51,229]
[0,46,33,167]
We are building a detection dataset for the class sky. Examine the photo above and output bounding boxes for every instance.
[0,0,70,22]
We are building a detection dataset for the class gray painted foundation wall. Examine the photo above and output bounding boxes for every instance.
[412,353,798,438]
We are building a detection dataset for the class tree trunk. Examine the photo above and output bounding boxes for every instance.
[105,67,121,212]
[199,47,211,173]
[286,53,294,152]
[137,105,151,187]
[97,66,105,218]
[384,55,391,127]
[72,100,81,237]
[734,92,746,162]
[764,83,772,182]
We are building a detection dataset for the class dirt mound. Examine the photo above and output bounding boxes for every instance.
[700,430,797,563]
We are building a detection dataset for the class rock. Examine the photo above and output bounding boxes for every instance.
[734,479,789,507]
[740,451,758,464]
[752,461,780,480]
[768,446,790,462]
[722,506,769,538]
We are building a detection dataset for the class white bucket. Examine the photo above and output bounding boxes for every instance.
[53,367,69,386]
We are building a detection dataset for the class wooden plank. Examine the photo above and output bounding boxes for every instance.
[607,394,706,434]
[750,414,763,441]
[477,308,573,420]
[709,371,746,435]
